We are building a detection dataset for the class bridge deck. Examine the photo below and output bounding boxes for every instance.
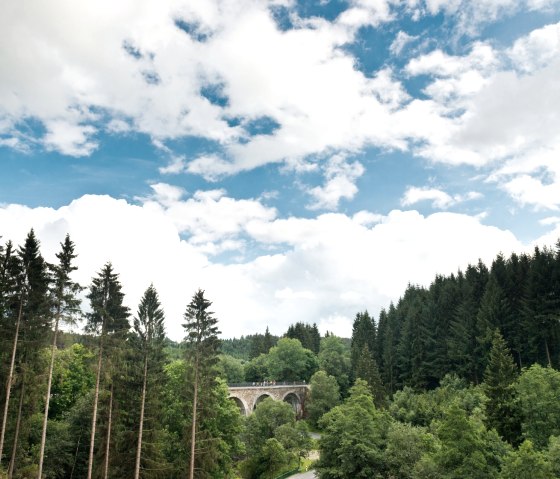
[228,381,308,389]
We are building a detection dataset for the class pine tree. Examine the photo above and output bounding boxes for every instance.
[133,285,165,479]
[262,326,275,353]
[2,230,51,474]
[476,275,511,379]
[38,234,82,479]
[483,329,520,444]
[380,303,400,394]
[182,289,220,479]
[350,311,376,379]
[85,263,130,479]
[523,246,560,367]
[0,241,23,467]
[354,344,385,408]
[447,263,488,383]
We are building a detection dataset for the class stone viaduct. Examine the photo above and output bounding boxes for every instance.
[228,382,309,417]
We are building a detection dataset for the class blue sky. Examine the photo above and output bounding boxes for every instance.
[1,0,560,340]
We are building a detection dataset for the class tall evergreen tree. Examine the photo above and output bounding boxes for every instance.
[447,263,488,383]
[350,311,376,379]
[38,234,82,479]
[522,246,560,367]
[504,253,530,367]
[475,274,511,379]
[380,303,400,395]
[483,329,520,444]
[2,230,51,475]
[262,326,275,353]
[355,344,385,408]
[182,289,220,479]
[286,322,321,354]
[85,263,130,479]
[0,241,23,467]
[132,285,166,479]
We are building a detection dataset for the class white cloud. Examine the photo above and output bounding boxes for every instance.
[401,186,482,209]
[307,156,365,210]
[508,21,560,72]
[2,0,560,217]
[539,216,560,225]
[140,183,278,249]
[390,31,418,55]
[421,0,559,36]
[0,194,537,340]
[43,121,98,156]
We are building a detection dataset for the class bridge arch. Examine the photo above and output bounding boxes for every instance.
[283,392,302,416]
[229,396,248,416]
[253,393,272,410]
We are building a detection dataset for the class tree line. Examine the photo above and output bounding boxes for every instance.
[0,230,245,478]
[2,229,560,478]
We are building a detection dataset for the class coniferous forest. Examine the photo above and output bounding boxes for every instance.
[1,230,560,478]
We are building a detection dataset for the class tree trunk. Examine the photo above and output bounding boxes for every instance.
[189,356,199,479]
[0,297,23,466]
[134,354,148,479]
[38,311,60,479]
[8,377,25,479]
[545,337,552,368]
[87,335,104,479]
[70,429,82,479]
[103,383,113,479]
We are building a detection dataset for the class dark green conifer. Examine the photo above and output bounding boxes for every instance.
[483,329,521,444]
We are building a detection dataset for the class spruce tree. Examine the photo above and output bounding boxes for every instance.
[355,344,385,408]
[2,230,51,474]
[262,326,275,353]
[350,311,376,378]
[483,329,520,444]
[38,234,82,479]
[182,289,220,479]
[132,284,166,479]
[85,263,130,479]
[0,241,23,467]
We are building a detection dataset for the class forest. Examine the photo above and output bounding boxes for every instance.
[1,230,560,478]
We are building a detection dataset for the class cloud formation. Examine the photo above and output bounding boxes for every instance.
[2,192,550,340]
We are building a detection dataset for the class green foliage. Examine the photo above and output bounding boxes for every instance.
[316,379,391,479]
[547,435,560,477]
[243,399,295,453]
[483,329,521,444]
[307,371,340,427]
[430,403,508,479]
[266,338,318,382]
[499,440,553,479]
[389,374,486,427]
[217,354,245,383]
[49,234,82,326]
[516,364,560,448]
[318,335,351,395]
[248,327,278,360]
[285,322,320,354]
[244,353,269,382]
[161,359,190,473]
[241,399,303,479]
[183,289,220,371]
[354,344,385,408]
[350,311,376,379]
[50,343,95,419]
[195,378,245,479]
[86,262,130,337]
[384,422,438,479]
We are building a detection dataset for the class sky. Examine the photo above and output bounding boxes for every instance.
[1,0,560,341]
